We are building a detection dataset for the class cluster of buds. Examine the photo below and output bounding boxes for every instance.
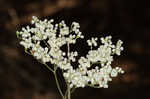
[16,16,124,89]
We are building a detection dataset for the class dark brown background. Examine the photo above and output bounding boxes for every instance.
[0,0,149,99]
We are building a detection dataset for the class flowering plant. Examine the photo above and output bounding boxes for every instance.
[16,16,124,99]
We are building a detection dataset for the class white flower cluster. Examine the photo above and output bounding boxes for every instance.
[17,16,124,89]
[87,37,98,47]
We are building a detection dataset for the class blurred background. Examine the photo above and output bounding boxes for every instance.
[0,0,150,99]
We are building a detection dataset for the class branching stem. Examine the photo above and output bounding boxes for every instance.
[54,67,65,99]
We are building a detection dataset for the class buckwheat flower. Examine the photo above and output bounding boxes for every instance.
[71,22,80,33]
[78,57,91,68]
[111,69,118,77]
[100,36,112,46]
[31,16,39,24]
[17,16,125,99]
[57,59,72,70]
[20,37,32,49]
[62,52,66,56]
[59,21,70,36]
[110,67,124,77]
[68,51,78,62]
[113,40,124,55]
[64,69,89,88]
[87,37,98,47]
[87,40,92,46]
[87,50,99,62]
[77,31,84,39]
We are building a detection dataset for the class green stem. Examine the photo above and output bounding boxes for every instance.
[25,49,32,55]
[43,63,54,73]
[54,68,65,99]
[67,85,71,99]
[64,83,71,99]
[24,49,54,73]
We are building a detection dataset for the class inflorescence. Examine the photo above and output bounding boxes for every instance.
[16,16,124,89]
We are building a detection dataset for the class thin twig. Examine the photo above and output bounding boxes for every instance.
[54,68,65,98]
[43,63,54,73]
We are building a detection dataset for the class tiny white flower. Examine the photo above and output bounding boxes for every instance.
[111,69,118,77]
[17,16,124,89]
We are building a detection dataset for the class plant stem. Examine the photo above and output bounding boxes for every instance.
[43,63,54,73]
[54,69,65,99]
[67,42,70,58]
[64,83,71,99]
[67,84,71,99]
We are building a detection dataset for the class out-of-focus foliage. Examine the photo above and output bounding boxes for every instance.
[0,0,150,99]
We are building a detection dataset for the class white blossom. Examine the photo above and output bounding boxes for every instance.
[17,16,124,89]
[87,37,98,47]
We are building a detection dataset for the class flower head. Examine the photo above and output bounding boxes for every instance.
[17,16,124,89]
